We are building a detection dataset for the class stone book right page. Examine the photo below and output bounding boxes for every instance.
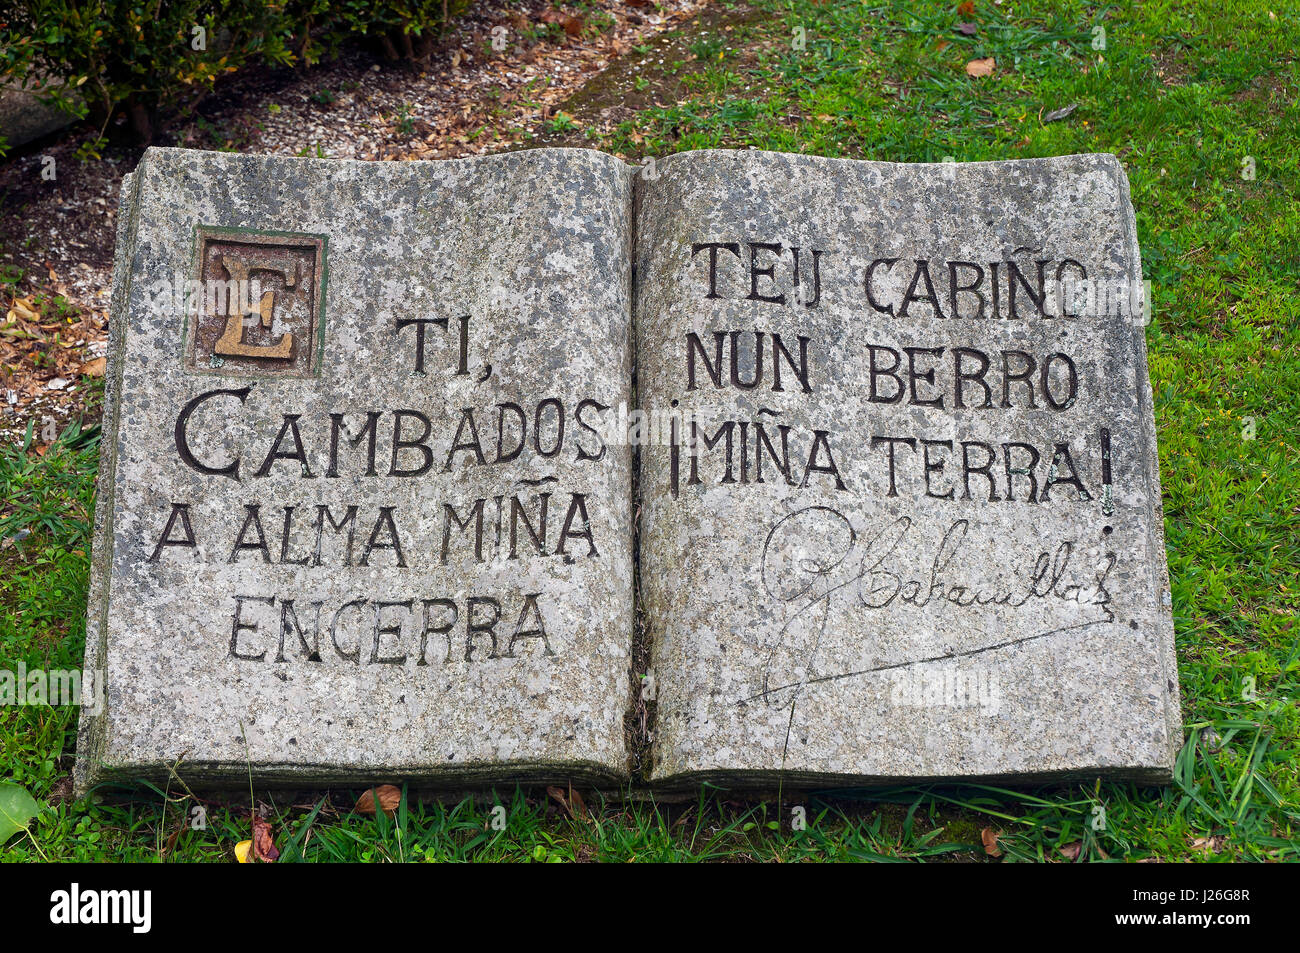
[634,149,1181,788]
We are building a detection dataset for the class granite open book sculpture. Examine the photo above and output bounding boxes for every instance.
[74,146,1180,794]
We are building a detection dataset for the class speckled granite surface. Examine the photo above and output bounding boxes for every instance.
[76,146,1178,794]
[635,150,1178,787]
[76,147,635,793]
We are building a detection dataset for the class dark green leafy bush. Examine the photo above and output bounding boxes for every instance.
[0,0,469,151]
[333,0,470,62]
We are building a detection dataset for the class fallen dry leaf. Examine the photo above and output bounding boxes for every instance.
[162,818,185,857]
[546,785,588,820]
[956,22,978,35]
[539,9,584,37]
[356,784,402,817]
[547,785,570,813]
[79,357,106,377]
[957,0,976,14]
[965,57,996,77]
[8,298,39,322]
[234,839,253,863]
[980,827,1003,857]
[1059,841,1082,861]
[252,816,279,862]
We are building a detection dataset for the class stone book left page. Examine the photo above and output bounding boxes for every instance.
[75,147,636,793]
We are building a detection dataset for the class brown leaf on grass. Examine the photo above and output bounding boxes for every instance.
[356,784,401,817]
[980,827,1003,857]
[547,785,570,814]
[79,357,106,377]
[252,816,279,862]
[965,57,995,77]
[957,0,976,14]
[162,819,184,858]
[547,785,588,820]
[1059,841,1082,861]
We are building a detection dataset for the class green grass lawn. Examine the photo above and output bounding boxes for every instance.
[2,0,1297,861]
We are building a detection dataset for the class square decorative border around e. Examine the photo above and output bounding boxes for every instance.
[183,226,328,379]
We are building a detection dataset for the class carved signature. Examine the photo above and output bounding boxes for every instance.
[752,506,1116,715]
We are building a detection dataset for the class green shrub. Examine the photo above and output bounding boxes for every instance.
[330,0,469,62]
[0,1,323,146]
[0,0,469,151]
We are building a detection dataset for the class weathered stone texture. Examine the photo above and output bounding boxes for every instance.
[76,147,635,793]
[635,150,1179,786]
